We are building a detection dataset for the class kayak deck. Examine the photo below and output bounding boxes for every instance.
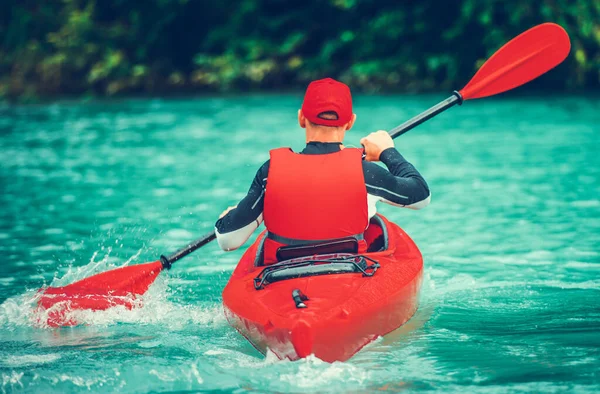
[222,214,423,362]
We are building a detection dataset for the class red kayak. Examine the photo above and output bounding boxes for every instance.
[222,214,423,362]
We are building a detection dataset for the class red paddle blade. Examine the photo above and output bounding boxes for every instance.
[37,261,164,327]
[459,23,571,100]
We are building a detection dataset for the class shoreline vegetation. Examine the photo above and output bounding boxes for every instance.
[1,1,598,102]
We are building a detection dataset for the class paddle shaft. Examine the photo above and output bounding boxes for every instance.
[160,231,216,269]
[160,92,463,269]
[159,24,569,269]
[162,92,463,267]
[388,91,463,140]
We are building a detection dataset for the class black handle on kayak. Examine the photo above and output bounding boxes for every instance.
[388,91,463,140]
[160,231,216,269]
[292,289,309,308]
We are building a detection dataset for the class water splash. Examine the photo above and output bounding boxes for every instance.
[50,246,143,288]
[277,355,370,389]
[0,247,226,330]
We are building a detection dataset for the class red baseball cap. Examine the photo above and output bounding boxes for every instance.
[301,78,353,127]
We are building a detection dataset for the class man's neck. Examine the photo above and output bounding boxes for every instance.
[305,127,345,144]
[301,142,344,154]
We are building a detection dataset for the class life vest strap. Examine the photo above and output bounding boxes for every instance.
[266,231,364,246]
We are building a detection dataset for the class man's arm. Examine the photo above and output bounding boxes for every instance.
[363,148,431,209]
[214,161,269,251]
[361,131,430,212]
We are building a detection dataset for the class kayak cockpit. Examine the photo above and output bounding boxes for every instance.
[253,254,380,290]
[253,214,390,267]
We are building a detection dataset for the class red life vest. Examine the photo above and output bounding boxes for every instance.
[262,147,368,264]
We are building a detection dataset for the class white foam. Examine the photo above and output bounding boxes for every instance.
[164,228,194,240]
[137,340,162,349]
[0,247,226,330]
[278,355,370,389]
[31,278,226,329]
[149,369,177,382]
[152,188,172,197]
[565,261,600,269]
[148,361,207,386]
[43,228,64,235]
[203,349,226,356]
[532,279,600,291]
[121,248,143,267]
[32,244,64,253]
[422,267,600,298]
[564,357,596,366]
[571,200,600,208]
[1,371,24,392]
[0,291,44,328]
[567,248,599,257]
[1,285,226,330]
[52,374,106,390]
[49,246,143,287]
[2,354,61,368]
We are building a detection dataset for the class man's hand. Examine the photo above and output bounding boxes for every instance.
[219,205,237,219]
[360,130,394,162]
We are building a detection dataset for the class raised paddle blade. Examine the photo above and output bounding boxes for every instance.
[37,261,164,327]
[459,23,571,100]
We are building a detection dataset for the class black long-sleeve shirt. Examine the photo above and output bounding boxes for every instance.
[215,142,430,250]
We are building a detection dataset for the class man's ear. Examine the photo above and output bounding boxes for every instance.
[298,109,307,128]
[345,113,357,131]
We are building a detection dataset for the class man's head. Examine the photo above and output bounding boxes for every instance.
[298,78,356,142]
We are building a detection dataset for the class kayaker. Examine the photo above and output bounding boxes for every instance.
[215,77,430,264]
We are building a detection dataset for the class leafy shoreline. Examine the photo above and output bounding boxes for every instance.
[2,0,598,101]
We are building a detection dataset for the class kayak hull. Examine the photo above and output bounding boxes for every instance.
[222,214,423,362]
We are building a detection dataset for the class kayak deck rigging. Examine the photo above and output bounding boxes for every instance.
[253,253,380,290]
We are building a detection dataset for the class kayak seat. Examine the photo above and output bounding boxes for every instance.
[254,237,358,267]
[365,214,388,252]
[276,238,359,262]
[253,214,389,266]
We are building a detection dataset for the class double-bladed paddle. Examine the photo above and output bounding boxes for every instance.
[387,22,571,139]
[37,22,570,327]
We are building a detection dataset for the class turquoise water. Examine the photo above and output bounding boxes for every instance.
[1,94,599,393]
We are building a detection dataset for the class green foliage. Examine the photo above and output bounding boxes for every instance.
[0,0,598,100]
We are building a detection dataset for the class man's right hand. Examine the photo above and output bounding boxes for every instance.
[360,130,395,162]
[219,205,237,219]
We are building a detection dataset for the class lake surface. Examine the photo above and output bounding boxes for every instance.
[1,94,599,393]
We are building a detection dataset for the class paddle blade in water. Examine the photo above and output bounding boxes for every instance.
[37,261,164,327]
[459,23,571,100]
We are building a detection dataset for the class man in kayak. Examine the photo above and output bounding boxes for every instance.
[215,78,430,264]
